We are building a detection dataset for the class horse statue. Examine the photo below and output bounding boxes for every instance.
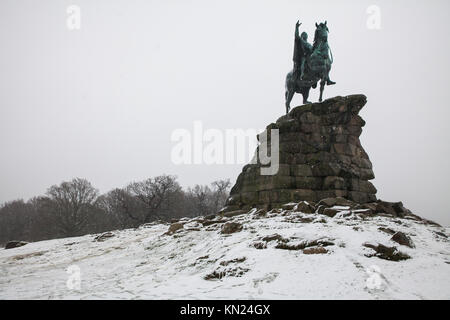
[285,21,335,114]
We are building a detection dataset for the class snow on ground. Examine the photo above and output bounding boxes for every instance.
[0,208,449,299]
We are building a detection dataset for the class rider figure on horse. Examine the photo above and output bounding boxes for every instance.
[293,20,335,85]
[293,21,312,81]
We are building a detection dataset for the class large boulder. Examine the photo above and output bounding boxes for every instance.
[295,201,316,213]
[318,197,354,208]
[221,222,243,234]
[94,232,115,242]
[166,222,184,234]
[363,243,411,261]
[391,232,415,248]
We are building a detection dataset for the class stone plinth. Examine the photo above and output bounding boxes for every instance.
[225,94,377,211]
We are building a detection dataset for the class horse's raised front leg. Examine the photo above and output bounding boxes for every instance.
[319,79,326,102]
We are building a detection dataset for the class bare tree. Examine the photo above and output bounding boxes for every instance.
[186,179,231,216]
[99,188,141,228]
[187,185,212,216]
[0,200,34,244]
[210,179,231,212]
[43,178,99,237]
[0,175,232,245]
[126,175,182,223]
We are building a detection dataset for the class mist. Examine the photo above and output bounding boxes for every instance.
[1,0,449,225]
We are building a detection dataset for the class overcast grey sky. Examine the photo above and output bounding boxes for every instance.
[1,0,449,225]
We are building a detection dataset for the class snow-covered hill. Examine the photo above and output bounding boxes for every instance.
[1,203,449,299]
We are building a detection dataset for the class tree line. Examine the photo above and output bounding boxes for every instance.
[0,175,230,245]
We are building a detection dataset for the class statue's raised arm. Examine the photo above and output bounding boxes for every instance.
[293,21,304,79]
[295,20,301,39]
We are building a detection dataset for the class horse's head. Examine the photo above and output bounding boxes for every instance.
[314,21,329,43]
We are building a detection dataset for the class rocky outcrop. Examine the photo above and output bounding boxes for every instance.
[1,197,448,299]
[4,241,28,249]
[363,243,411,261]
[225,94,377,211]
[94,232,115,242]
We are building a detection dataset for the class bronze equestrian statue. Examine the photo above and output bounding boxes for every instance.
[285,20,335,114]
